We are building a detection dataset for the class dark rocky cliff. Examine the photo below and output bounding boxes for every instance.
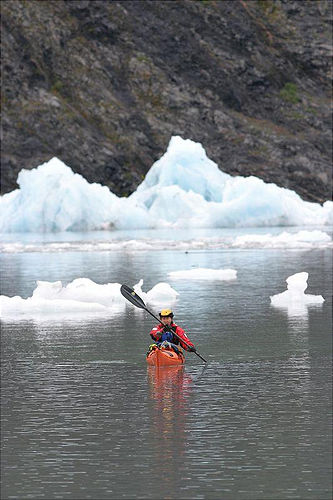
[1,0,332,202]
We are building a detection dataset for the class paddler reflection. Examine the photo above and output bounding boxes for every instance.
[147,365,192,489]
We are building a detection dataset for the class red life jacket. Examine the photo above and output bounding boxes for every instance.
[149,322,194,351]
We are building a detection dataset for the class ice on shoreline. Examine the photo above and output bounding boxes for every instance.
[1,136,332,232]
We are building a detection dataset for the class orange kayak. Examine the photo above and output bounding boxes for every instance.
[146,345,185,366]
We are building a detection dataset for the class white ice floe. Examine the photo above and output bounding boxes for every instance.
[133,279,179,308]
[233,230,332,249]
[1,136,332,232]
[0,278,125,318]
[168,268,237,280]
[270,272,325,317]
[0,278,179,320]
[0,230,331,253]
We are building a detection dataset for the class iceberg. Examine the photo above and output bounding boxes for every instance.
[0,278,179,320]
[270,272,325,317]
[0,158,121,232]
[168,268,237,280]
[128,136,333,228]
[0,278,124,318]
[134,279,179,308]
[0,136,332,232]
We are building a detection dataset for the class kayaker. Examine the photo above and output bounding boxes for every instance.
[150,309,196,352]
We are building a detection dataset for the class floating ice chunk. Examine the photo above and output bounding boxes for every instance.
[0,278,180,320]
[31,278,125,307]
[233,230,332,249]
[0,294,108,318]
[291,230,332,243]
[271,272,325,305]
[0,230,331,253]
[168,268,237,280]
[32,280,63,300]
[270,272,324,317]
[0,278,127,319]
[146,282,179,307]
[133,279,148,303]
[62,278,125,306]
[131,279,179,309]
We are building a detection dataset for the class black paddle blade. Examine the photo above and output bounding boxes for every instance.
[120,284,147,310]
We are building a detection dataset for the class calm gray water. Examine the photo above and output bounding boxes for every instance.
[1,230,332,500]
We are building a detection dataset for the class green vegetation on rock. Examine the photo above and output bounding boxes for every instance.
[279,83,301,104]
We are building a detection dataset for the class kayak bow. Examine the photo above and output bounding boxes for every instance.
[146,345,185,366]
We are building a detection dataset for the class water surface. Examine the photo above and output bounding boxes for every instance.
[1,229,332,499]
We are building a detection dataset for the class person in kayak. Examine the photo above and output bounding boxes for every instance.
[149,309,196,352]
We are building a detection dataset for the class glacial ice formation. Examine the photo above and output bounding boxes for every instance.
[0,158,120,232]
[0,136,332,232]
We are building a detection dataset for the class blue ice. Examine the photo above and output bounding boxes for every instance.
[0,136,332,232]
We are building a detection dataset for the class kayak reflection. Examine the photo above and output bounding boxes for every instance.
[147,366,192,488]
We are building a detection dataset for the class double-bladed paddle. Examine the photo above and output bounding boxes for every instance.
[120,284,207,363]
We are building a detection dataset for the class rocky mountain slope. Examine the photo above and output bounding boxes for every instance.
[2,0,332,202]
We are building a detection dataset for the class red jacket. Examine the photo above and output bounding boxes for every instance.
[150,322,194,351]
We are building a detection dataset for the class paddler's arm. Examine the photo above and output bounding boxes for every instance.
[174,325,196,351]
[150,325,163,342]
